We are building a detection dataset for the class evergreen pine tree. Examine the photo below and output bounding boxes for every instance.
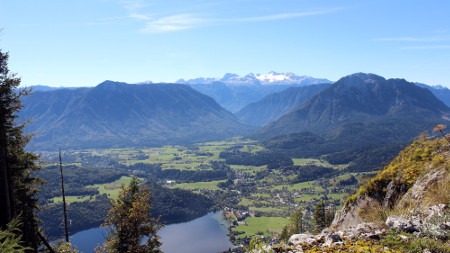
[99,177,163,253]
[290,207,303,234]
[0,50,43,250]
[325,205,335,228]
[312,201,335,234]
[313,202,326,233]
[279,226,289,242]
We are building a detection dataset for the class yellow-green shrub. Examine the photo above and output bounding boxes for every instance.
[345,138,449,207]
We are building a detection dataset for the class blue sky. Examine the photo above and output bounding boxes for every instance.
[1,0,449,87]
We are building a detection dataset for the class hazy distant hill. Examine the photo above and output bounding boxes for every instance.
[253,73,450,143]
[28,85,60,92]
[21,81,253,150]
[177,72,332,112]
[415,83,450,107]
[236,83,330,126]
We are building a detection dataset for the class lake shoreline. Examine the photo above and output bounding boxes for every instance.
[69,211,233,253]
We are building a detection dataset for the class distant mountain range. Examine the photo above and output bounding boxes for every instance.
[236,83,331,126]
[255,73,449,139]
[251,73,450,157]
[30,72,450,113]
[177,72,332,112]
[415,83,450,107]
[21,81,253,150]
[22,72,450,151]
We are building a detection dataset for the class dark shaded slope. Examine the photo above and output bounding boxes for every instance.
[415,83,450,107]
[188,82,294,113]
[236,83,330,126]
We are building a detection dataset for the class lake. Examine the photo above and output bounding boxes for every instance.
[69,212,233,253]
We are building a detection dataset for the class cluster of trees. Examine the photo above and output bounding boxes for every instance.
[280,207,306,241]
[279,202,335,242]
[291,165,335,183]
[37,165,126,200]
[276,164,336,183]
[261,119,423,159]
[40,165,127,186]
[336,175,358,187]
[219,150,293,168]
[130,162,231,183]
[312,202,335,233]
[38,195,111,240]
[149,183,214,224]
[324,143,403,172]
[262,132,326,150]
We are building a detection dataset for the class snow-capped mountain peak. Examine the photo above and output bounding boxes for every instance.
[255,72,293,83]
[176,72,332,86]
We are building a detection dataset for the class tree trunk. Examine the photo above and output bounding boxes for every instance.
[0,127,13,228]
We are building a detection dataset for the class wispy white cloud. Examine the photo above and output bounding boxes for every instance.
[117,0,153,21]
[138,8,342,33]
[129,13,152,21]
[119,0,149,13]
[229,9,339,22]
[375,34,450,50]
[140,14,204,33]
[401,45,450,50]
[108,0,344,33]
[375,36,442,42]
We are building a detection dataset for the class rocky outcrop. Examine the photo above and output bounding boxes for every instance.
[264,223,387,252]
[332,165,448,231]
[275,138,450,252]
[333,139,449,231]
[385,216,421,233]
[279,204,449,252]
[398,168,447,205]
[383,205,448,235]
[331,197,373,230]
[288,223,386,245]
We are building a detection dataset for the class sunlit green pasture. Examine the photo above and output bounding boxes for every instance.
[238,198,254,206]
[230,165,266,175]
[87,176,144,199]
[167,180,226,191]
[50,195,91,204]
[327,193,346,201]
[271,181,324,192]
[249,206,283,214]
[235,217,289,238]
[295,194,321,202]
[50,176,141,204]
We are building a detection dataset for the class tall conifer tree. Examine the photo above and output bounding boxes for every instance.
[0,50,42,250]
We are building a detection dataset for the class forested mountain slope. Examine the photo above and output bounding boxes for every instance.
[254,73,450,141]
[21,81,253,149]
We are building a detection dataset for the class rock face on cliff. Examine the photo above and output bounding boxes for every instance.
[333,137,449,230]
[280,136,450,252]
